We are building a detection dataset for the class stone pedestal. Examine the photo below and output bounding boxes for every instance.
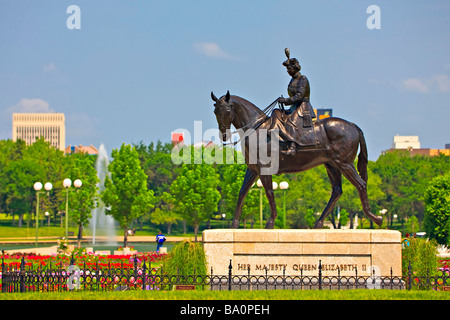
[202,229,402,277]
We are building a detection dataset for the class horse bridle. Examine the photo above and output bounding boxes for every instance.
[215,97,281,147]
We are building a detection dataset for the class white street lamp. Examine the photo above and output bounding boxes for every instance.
[34,182,43,191]
[279,181,289,190]
[63,178,72,189]
[222,213,226,228]
[63,178,82,239]
[73,179,82,188]
[256,179,263,228]
[34,181,53,247]
[45,211,50,226]
[280,181,289,229]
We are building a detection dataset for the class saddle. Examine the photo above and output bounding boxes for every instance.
[263,109,324,149]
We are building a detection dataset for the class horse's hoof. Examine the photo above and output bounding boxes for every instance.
[265,219,275,229]
[373,215,383,227]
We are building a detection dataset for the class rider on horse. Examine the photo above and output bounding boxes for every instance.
[275,48,316,156]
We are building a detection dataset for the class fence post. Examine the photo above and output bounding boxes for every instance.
[318,260,322,290]
[19,256,25,293]
[337,266,341,290]
[210,266,213,291]
[265,267,268,290]
[248,265,252,291]
[300,267,303,290]
[228,259,232,291]
[390,267,393,290]
[134,254,138,278]
[142,261,147,290]
[1,256,6,293]
[408,261,412,290]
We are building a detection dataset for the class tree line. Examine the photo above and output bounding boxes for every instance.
[0,138,449,245]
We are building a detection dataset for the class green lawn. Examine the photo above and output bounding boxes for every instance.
[1,289,449,300]
[0,214,196,240]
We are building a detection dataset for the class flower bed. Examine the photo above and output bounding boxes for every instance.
[1,251,166,272]
[1,251,169,292]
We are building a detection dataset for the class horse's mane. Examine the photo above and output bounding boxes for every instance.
[229,95,265,117]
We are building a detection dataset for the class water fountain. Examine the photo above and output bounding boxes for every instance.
[90,144,117,246]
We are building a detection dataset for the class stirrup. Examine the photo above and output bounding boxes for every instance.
[282,143,296,155]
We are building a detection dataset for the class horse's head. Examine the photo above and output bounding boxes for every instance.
[211,91,233,142]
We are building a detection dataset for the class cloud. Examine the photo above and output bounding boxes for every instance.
[7,98,54,113]
[401,74,450,94]
[43,62,57,73]
[402,78,430,93]
[432,74,450,93]
[0,98,54,140]
[193,42,238,60]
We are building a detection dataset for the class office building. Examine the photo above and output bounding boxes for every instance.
[12,113,65,151]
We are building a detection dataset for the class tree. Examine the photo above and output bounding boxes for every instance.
[167,162,220,241]
[151,206,182,234]
[219,164,260,228]
[373,151,450,230]
[101,143,155,247]
[304,208,316,229]
[340,161,384,228]
[280,168,329,228]
[0,138,67,228]
[64,152,99,247]
[424,175,450,245]
[25,137,66,227]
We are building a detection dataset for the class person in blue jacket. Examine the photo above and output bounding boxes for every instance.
[156,231,166,253]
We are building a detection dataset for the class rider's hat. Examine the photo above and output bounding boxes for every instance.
[282,48,301,71]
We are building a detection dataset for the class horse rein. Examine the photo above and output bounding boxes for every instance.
[221,98,283,147]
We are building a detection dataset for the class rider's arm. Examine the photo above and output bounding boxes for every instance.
[283,78,307,105]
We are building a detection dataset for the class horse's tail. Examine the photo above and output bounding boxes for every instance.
[355,124,368,182]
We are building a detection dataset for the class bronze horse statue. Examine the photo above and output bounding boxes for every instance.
[211,91,382,229]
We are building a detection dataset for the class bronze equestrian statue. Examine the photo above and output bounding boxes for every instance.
[211,49,382,229]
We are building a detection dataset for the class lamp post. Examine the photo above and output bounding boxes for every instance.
[222,213,226,228]
[63,178,82,239]
[379,208,388,227]
[34,182,53,247]
[255,180,280,228]
[256,179,263,228]
[279,181,289,229]
[45,211,50,226]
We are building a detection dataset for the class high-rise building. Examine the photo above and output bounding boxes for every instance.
[12,113,65,151]
[383,135,450,157]
[391,135,421,149]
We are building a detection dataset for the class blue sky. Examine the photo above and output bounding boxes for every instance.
[1,0,449,160]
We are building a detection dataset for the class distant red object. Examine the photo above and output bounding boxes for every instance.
[172,132,184,144]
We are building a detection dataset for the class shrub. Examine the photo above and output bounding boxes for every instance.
[162,240,207,275]
[402,237,438,277]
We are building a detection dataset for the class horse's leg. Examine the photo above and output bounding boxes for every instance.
[314,163,342,229]
[259,175,278,229]
[338,162,383,226]
[231,168,257,228]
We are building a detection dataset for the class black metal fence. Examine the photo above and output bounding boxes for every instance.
[1,256,449,293]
